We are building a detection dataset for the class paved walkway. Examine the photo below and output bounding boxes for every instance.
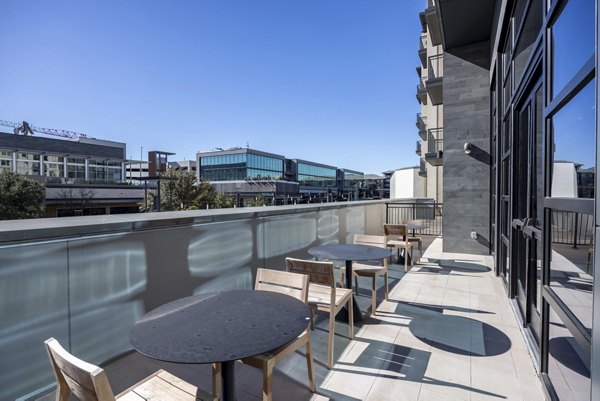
[314,238,545,401]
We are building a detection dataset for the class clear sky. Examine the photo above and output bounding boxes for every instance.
[0,1,423,175]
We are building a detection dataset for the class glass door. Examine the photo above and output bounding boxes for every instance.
[512,80,543,344]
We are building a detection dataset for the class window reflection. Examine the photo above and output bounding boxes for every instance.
[551,80,595,198]
[551,0,595,97]
[549,210,593,332]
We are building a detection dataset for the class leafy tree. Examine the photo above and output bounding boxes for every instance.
[245,194,272,207]
[139,169,234,212]
[0,170,45,220]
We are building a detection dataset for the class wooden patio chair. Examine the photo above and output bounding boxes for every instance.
[213,268,315,401]
[383,224,415,272]
[286,257,354,368]
[401,219,424,262]
[45,337,216,401]
[340,234,389,316]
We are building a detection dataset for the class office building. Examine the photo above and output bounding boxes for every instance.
[0,131,142,216]
[197,148,365,205]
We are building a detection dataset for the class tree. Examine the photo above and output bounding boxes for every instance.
[139,169,234,212]
[245,194,272,207]
[0,170,45,220]
[57,187,96,216]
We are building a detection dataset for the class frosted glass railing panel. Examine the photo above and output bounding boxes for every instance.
[67,234,147,365]
[259,212,319,260]
[0,242,69,401]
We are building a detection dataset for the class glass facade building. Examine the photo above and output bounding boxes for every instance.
[296,161,337,188]
[199,151,285,181]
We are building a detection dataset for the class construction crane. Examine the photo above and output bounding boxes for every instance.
[0,119,89,139]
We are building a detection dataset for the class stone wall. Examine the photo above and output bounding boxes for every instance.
[442,41,491,254]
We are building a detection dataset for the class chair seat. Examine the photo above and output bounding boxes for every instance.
[351,263,387,276]
[406,236,422,242]
[307,283,353,307]
[387,239,413,248]
[118,369,217,401]
[243,330,309,362]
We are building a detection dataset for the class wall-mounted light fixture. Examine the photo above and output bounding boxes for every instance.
[464,142,472,155]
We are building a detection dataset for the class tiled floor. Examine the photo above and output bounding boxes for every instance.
[39,237,546,401]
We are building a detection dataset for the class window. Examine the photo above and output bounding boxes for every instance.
[550,0,595,98]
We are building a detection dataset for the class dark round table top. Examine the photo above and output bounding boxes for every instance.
[308,243,391,261]
[407,224,428,230]
[130,290,310,364]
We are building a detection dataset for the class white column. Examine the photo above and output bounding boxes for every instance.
[12,152,16,173]
[39,154,44,176]
[63,157,68,178]
[85,159,89,181]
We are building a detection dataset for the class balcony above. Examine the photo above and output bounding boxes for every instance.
[425,128,443,166]
[426,54,443,106]
[416,140,422,156]
[416,82,428,105]
[418,160,428,176]
[424,4,442,46]
[416,113,427,140]
[419,11,427,33]
[416,66,422,77]
[418,34,428,67]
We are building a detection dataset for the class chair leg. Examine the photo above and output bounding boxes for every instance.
[410,246,414,267]
[354,275,359,295]
[371,276,377,316]
[418,240,423,262]
[212,363,221,400]
[340,270,345,288]
[404,246,408,272]
[384,272,389,301]
[305,332,316,392]
[348,296,354,339]
[310,307,316,330]
[263,360,274,401]
[328,309,335,369]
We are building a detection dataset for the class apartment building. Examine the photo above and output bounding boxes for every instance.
[424,0,597,399]
[416,2,444,204]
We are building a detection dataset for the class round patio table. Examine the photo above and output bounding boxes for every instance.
[130,290,310,401]
[308,243,391,323]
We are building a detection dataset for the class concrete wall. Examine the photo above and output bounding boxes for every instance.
[442,41,491,254]
[390,168,425,199]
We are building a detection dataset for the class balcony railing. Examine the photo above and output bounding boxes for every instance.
[0,200,389,401]
[416,141,422,156]
[551,210,594,246]
[427,128,443,153]
[418,159,427,176]
[416,81,427,104]
[428,54,443,79]
[416,113,426,131]
[385,201,442,236]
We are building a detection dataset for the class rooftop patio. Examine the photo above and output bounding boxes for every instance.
[33,236,545,401]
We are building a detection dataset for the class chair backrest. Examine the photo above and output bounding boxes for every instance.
[285,258,335,287]
[354,234,388,267]
[255,268,309,303]
[384,224,408,240]
[45,338,116,401]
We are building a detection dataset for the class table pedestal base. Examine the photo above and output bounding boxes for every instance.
[335,298,363,323]
[336,260,363,323]
[221,361,236,401]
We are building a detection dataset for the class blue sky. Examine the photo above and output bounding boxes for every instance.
[0,1,423,174]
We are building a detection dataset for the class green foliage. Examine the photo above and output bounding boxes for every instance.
[139,170,235,212]
[0,170,45,220]
[245,194,272,207]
